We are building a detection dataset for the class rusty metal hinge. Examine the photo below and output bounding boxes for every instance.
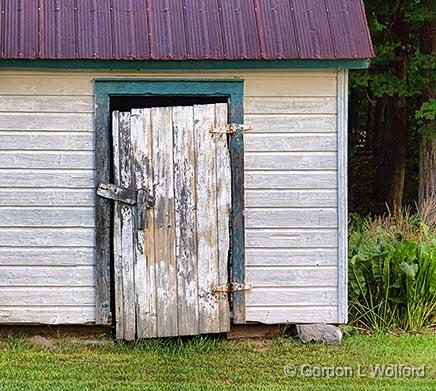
[210,123,251,135]
[212,282,252,294]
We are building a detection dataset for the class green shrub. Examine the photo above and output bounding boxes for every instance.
[348,208,436,333]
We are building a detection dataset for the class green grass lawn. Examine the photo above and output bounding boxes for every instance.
[0,334,434,390]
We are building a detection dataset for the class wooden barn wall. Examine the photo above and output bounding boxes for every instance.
[0,69,345,325]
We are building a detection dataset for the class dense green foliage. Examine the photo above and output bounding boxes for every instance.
[0,335,435,390]
[349,0,435,213]
[348,211,436,333]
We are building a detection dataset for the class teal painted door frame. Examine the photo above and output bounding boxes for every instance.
[94,79,246,326]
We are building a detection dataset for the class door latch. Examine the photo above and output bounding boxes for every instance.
[209,123,251,135]
[212,282,252,295]
[97,183,155,230]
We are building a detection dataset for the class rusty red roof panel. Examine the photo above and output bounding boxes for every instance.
[254,0,299,59]
[184,0,224,60]
[0,0,374,60]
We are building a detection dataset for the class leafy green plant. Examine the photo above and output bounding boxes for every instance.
[348,208,436,333]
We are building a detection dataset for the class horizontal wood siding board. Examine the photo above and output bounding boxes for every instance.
[245,171,337,189]
[246,306,338,324]
[0,189,95,207]
[0,228,95,247]
[0,96,94,112]
[246,229,338,248]
[0,170,95,188]
[244,97,336,114]
[245,248,338,266]
[0,132,94,151]
[246,287,338,306]
[0,113,93,131]
[0,287,96,306]
[0,248,95,266]
[0,151,94,169]
[0,207,95,227]
[0,307,95,324]
[0,75,95,95]
[246,266,337,287]
[245,77,337,97]
[245,208,338,228]
[245,114,336,133]
[245,152,337,170]
[0,266,95,287]
[245,189,337,208]
[244,134,337,152]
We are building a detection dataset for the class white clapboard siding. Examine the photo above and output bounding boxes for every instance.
[0,151,94,169]
[0,113,93,131]
[0,228,95,247]
[245,208,337,228]
[0,170,95,188]
[0,248,95,266]
[0,307,95,324]
[0,69,343,326]
[244,134,337,152]
[246,306,338,324]
[0,96,94,113]
[0,75,94,96]
[247,287,338,306]
[0,287,96,306]
[245,115,336,133]
[0,132,94,150]
[246,266,337,287]
[245,97,336,114]
[0,189,95,207]
[0,266,94,286]
[245,171,337,189]
[0,113,94,132]
[245,77,337,97]
[245,189,337,208]
[243,73,342,325]
[246,229,338,248]
[246,248,338,267]
[0,71,96,324]
[0,207,94,227]
[245,152,337,170]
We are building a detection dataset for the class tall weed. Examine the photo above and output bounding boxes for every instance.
[348,205,436,333]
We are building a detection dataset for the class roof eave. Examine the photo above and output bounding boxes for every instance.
[0,59,371,70]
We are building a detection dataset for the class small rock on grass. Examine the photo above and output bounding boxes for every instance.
[30,335,57,350]
[296,324,343,345]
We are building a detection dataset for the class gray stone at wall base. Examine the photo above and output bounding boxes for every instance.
[296,324,343,345]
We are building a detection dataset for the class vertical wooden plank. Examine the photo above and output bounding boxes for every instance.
[195,104,220,334]
[95,93,111,325]
[337,70,349,324]
[112,111,124,339]
[152,107,178,337]
[173,106,199,336]
[229,119,246,324]
[214,103,231,332]
[131,108,157,338]
[118,112,136,341]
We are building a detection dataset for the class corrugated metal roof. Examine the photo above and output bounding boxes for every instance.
[0,0,374,60]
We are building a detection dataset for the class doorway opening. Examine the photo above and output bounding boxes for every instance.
[107,94,232,339]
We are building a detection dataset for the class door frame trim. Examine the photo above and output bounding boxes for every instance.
[94,79,246,325]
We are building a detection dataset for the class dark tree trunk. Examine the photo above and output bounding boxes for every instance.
[418,11,436,207]
[373,10,409,212]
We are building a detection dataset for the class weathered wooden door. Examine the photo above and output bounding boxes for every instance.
[102,104,231,340]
